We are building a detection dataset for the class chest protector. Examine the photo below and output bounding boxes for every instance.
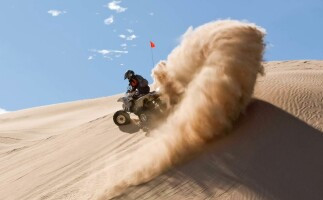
[130,79,138,87]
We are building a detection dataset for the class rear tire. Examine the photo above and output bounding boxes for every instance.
[113,111,131,126]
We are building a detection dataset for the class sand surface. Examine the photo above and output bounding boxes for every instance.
[0,60,322,200]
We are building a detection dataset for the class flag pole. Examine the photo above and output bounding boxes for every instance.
[150,41,156,68]
[150,46,155,68]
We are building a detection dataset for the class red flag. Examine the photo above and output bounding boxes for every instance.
[150,41,155,48]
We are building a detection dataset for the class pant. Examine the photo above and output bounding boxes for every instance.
[133,86,150,99]
[138,86,150,95]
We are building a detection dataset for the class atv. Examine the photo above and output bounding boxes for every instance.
[113,90,166,127]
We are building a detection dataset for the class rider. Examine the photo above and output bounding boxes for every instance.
[124,70,150,99]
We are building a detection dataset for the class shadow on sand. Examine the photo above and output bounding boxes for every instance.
[116,99,323,200]
[118,120,141,134]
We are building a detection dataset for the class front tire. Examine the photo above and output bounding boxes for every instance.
[138,112,149,123]
[113,110,131,126]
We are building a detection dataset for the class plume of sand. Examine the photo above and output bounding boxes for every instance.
[90,20,265,199]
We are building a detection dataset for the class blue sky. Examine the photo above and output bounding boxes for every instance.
[0,0,322,112]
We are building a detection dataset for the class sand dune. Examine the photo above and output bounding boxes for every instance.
[0,18,322,200]
[112,60,323,200]
[257,61,323,131]
[0,60,322,200]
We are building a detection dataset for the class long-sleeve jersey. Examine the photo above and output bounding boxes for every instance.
[128,75,149,93]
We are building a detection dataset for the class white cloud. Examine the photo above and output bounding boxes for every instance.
[126,34,136,41]
[97,49,110,55]
[126,29,134,33]
[91,49,128,56]
[48,10,66,17]
[112,50,128,54]
[90,49,128,61]
[120,63,124,66]
[121,43,127,50]
[0,108,8,115]
[106,1,127,13]
[104,15,114,25]
[119,34,136,40]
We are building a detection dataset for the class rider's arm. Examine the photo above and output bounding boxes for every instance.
[128,86,135,93]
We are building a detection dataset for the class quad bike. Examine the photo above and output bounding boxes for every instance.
[113,90,166,127]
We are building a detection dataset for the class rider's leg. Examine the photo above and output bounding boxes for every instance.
[138,86,150,96]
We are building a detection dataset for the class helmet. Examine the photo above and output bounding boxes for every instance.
[124,70,135,80]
